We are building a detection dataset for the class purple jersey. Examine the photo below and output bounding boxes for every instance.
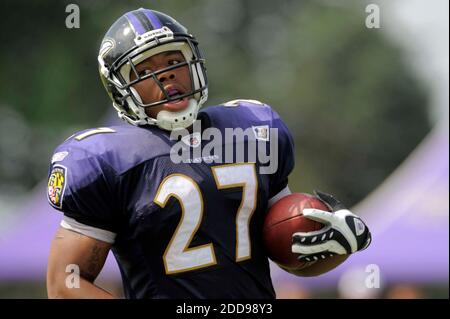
[47,101,295,298]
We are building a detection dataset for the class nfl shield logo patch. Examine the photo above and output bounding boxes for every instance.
[47,165,67,209]
[252,125,270,141]
[181,132,201,148]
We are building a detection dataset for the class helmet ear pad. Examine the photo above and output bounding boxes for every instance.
[129,87,143,104]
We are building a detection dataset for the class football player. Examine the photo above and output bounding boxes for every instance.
[46,8,371,299]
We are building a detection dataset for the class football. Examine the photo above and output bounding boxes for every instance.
[263,192,330,269]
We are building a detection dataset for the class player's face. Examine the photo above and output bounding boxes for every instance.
[130,51,192,118]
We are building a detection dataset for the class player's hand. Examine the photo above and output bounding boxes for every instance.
[291,190,372,263]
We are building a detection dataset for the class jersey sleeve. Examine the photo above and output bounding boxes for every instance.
[47,146,120,234]
[268,107,295,198]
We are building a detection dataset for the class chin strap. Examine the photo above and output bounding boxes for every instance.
[156,98,199,131]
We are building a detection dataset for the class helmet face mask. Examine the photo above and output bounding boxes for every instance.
[114,40,204,108]
[98,9,208,129]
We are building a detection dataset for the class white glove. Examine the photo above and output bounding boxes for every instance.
[292,190,372,263]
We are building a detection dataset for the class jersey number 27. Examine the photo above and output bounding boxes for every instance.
[154,163,257,274]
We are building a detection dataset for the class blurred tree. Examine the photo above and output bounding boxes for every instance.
[201,0,431,205]
[274,1,430,205]
[0,0,430,207]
